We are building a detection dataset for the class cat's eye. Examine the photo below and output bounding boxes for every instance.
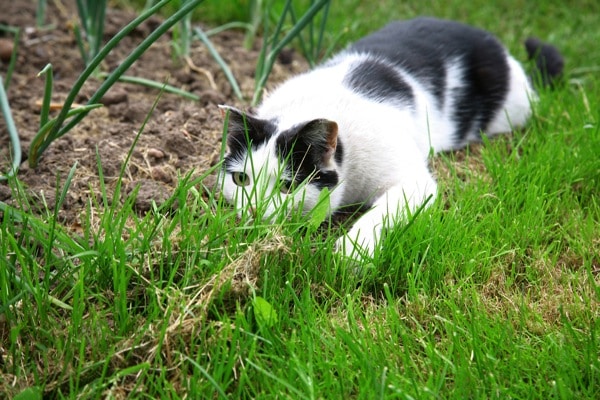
[232,172,250,186]
[280,180,296,194]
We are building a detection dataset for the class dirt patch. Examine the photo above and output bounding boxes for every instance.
[0,2,308,224]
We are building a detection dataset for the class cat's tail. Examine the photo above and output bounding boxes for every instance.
[524,37,564,88]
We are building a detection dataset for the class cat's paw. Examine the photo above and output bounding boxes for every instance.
[335,221,380,261]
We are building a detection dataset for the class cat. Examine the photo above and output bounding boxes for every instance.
[219,17,563,261]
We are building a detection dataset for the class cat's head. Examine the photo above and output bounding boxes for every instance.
[219,106,341,220]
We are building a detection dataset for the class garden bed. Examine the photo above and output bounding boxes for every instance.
[0,1,306,224]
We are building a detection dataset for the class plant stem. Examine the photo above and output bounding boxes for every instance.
[194,27,244,101]
[0,76,21,180]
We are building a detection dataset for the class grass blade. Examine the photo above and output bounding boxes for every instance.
[0,25,20,89]
[98,72,200,101]
[37,64,53,128]
[182,354,228,399]
[36,0,47,28]
[205,21,253,37]
[194,26,244,101]
[46,162,78,267]
[0,75,21,180]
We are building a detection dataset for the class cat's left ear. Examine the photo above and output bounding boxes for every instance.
[218,105,250,135]
[219,105,274,148]
[299,119,339,165]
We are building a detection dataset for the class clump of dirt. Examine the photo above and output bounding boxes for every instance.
[0,2,308,225]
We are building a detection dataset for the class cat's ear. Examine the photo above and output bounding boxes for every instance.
[219,105,274,147]
[298,119,339,165]
[219,105,253,136]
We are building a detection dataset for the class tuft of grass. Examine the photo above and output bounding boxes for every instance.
[288,0,333,66]
[74,0,107,67]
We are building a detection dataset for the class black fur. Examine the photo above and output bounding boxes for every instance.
[344,59,414,105]
[276,120,339,189]
[350,18,447,106]
[349,17,511,142]
[224,108,277,170]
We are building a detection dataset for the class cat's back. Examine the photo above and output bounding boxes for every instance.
[257,55,380,127]
[347,17,509,102]
[349,17,506,70]
[258,17,533,153]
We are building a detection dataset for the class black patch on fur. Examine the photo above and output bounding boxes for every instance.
[349,17,511,141]
[276,121,339,189]
[349,18,449,106]
[451,36,510,140]
[344,59,414,104]
[224,109,277,170]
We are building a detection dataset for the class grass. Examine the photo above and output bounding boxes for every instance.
[2,0,600,398]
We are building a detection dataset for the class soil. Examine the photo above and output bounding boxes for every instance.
[0,2,308,225]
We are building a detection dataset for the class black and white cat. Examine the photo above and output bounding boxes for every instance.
[220,17,563,260]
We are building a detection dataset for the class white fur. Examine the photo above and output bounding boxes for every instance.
[486,56,536,134]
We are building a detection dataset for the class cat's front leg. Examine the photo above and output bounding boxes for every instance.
[336,180,437,261]
[336,206,389,260]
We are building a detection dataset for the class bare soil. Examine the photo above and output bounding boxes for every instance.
[0,2,308,224]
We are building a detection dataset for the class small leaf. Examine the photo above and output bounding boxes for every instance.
[13,387,42,400]
[252,296,278,328]
[308,187,330,230]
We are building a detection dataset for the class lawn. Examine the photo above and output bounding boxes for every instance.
[1,0,599,398]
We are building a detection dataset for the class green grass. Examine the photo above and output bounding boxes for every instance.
[2,0,600,398]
